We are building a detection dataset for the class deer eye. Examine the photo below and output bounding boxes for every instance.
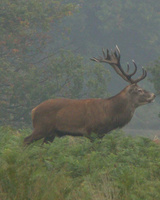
[138,89,143,93]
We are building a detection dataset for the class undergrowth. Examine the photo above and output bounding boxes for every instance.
[0,126,160,200]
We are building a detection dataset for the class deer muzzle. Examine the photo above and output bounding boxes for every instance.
[147,93,156,103]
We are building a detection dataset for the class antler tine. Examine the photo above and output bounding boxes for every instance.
[114,49,118,58]
[116,45,120,53]
[90,57,100,62]
[140,68,147,81]
[127,63,130,73]
[127,60,137,77]
[131,60,138,74]
[132,67,147,84]
[115,57,146,84]
[90,46,131,83]
[110,49,113,55]
[128,61,147,84]
[90,49,113,64]
[115,45,120,59]
[106,49,110,60]
[102,48,106,58]
[90,46,147,84]
[90,55,107,63]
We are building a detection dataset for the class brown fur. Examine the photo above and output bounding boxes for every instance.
[24,84,155,145]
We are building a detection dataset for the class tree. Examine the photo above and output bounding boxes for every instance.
[0,0,110,126]
[147,59,160,92]
[64,0,160,63]
[147,58,160,118]
[0,0,74,126]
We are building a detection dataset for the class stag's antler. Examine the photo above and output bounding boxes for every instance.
[90,46,147,84]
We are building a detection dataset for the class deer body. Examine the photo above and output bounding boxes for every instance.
[34,93,133,135]
[24,46,155,145]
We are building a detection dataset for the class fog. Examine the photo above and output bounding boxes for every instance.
[1,0,160,136]
[60,1,160,135]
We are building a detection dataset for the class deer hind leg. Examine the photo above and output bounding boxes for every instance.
[42,134,55,144]
[23,129,45,146]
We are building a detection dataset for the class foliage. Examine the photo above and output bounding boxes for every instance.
[0,49,110,126]
[61,0,160,129]
[1,0,159,128]
[64,0,160,62]
[147,58,160,117]
[147,59,160,93]
[0,0,75,126]
[1,126,160,200]
[0,0,110,126]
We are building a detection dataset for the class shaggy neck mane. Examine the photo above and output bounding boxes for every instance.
[105,90,135,129]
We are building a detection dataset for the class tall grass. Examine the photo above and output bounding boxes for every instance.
[0,126,160,200]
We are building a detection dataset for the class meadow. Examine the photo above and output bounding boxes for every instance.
[0,126,160,200]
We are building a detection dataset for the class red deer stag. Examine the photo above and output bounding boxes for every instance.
[24,46,155,145]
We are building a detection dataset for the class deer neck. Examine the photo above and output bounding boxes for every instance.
[107,92,135,128]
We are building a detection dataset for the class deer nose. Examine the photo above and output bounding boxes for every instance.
[152,93,156,98]
[151,93,156,100]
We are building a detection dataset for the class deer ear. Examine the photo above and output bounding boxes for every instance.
[128,88,134,94]
[128,84,137,93]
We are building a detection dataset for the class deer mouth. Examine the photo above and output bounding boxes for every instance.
[147,94,156,103]
[148,99,155,103]
[139,94,155,106]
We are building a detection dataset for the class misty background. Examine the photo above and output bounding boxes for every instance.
[0,0,160,137]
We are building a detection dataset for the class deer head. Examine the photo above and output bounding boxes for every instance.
[91,46,155,107]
